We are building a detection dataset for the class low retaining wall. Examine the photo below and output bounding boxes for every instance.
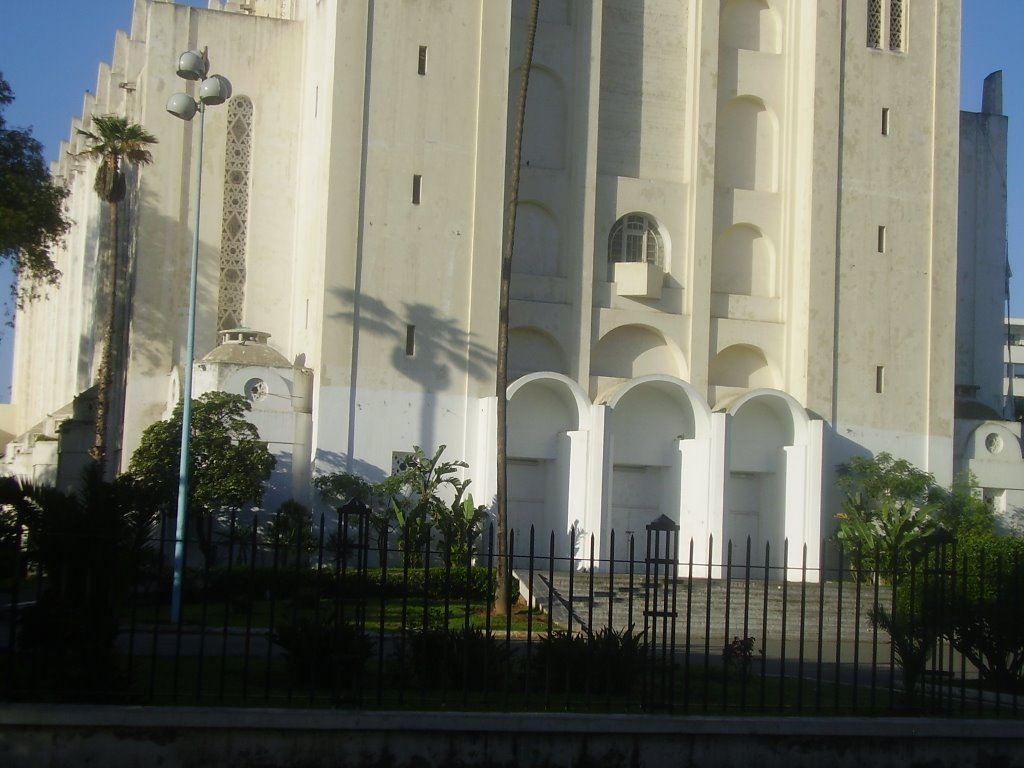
[2,706,1022,768]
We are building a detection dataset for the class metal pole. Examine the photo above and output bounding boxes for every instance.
[171,101,206,625]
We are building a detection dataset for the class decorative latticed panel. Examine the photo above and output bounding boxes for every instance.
[867,0,882,48]
[888,0,904,50]
[218,96,253,332]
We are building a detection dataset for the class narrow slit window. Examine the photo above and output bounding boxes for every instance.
[418,45,428,75]
[406,325,416,356]
[876,366,885,394]
[881,107,890,136]
[412,174,422,205]
[877,225,887,253]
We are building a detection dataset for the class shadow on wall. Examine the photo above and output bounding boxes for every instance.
[314,448,390,486]
[328,287,494,453]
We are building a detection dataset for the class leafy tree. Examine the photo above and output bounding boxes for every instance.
[935,531,1024,688]
[263,499,316,567]
[932,475,997,539]
[834,452,944,576]
[76,114,157,475]
[127,391,275,566]
[0,467,158,697]
[315,446,485,568]
[0,73,68,302]
[315,471,395,566]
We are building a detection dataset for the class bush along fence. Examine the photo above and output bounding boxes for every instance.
[1,502,1022,717]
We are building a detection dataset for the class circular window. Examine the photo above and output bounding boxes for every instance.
[985,433,1003,455]
[245,378,268,402]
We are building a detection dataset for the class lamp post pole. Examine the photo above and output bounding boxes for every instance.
[167,49,231,624]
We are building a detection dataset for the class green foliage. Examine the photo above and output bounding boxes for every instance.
[316,470,401,565]
[314,472,372,505]
[186,564,504,606]
[393,445,466,564]
[870,601,933,705]
[262,499,316,566]
[316,445,488,568]
[932,476,997,539]
[127,391,276,565]
[937,534,1024,688]
[395,628,509,690]
[0,74,68,301]
[272,614,372,692]
[76,114,156,203]
[722,635,762,675]
[529,625,645,695]
[4,468,158,698]
[834,453,944,575]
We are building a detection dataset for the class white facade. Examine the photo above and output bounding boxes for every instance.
[955,71,1024,530]
[4,0,970,570]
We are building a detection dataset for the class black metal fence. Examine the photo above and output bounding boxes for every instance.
[1,506,1022,717]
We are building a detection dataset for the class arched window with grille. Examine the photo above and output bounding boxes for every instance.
[608,213,664,267]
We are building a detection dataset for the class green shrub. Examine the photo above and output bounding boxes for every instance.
[935,534,1024,689]
[529,625,645,695]
[272,614,373,691]
[181,564,509,605]
[394,627,510,690]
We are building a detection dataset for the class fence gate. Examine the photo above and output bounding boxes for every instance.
[642,514,679,711]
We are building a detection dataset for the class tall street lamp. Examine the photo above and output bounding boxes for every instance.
[166,48,231,624]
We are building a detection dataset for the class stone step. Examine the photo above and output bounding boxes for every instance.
[517,570,889,644]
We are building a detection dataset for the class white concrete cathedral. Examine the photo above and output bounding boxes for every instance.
[3,0,1018,568]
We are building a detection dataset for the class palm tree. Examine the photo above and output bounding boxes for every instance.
[495,0,540,614]
[77,115,157,477]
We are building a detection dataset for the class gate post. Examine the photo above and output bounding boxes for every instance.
[643,514,679,711]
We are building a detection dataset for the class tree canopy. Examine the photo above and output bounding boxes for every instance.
[0,73,68,301]
[76,114,156,203]
[127,391,276,563]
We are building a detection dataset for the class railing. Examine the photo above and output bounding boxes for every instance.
[1,508,1021,717]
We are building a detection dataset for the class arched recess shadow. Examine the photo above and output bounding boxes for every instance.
[720,0,782,53]
[509,65,566,170]
[711,223,776,296]
[513,202,562,276]
[509,326,567,380]
[715,96,778,192]
[507,373,591,557]
[592,325,687,381]
[708,344,778,389]
[513,0,569,24]
[723,389,809,567]
[603,376,711,555]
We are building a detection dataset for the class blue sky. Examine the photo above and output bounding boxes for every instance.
[1,2,1021,402]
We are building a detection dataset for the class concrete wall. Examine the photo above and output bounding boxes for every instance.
[2,707,1023,768]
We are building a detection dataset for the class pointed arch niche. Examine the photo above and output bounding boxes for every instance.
[720,0,782,54]
[716,96,778,192]
[711,224,776,296]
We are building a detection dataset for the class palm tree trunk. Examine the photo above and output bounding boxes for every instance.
[495,0,540,615]
[90,198,119,477]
